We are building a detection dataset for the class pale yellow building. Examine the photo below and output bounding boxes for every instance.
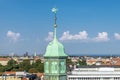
[0,58,10,66]
[0,76,21,80]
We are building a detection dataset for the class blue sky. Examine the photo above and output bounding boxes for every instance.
[0,0,120,56]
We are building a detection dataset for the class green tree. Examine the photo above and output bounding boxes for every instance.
[32,59,44,72]
[7,59,17,66]
[66,58,74,65]
[4,65,13,71]
[37,63,44,72]
[0,66,5,72]
[28,68,38,73]
[5,59,18,71]
[32,59,41,67]
[78,60,87,66]
[19,59,31,72]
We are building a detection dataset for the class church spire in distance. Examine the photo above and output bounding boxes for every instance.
[52,7,58,39]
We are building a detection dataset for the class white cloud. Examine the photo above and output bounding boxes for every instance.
[45,31,111,42]
[59,31,88,41]
[114,33,120,40]
[7,31,21,42]
[93,32,109,42]
[45,32,53,41]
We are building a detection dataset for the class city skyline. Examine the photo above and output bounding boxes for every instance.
[0,0,120,56]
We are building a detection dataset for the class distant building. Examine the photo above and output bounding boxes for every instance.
[67,66,120,80]
[0,58,10,66]
[111,58,120,65]
[86,57,120,66]
[0,71,41,80]
[13,56,34,65]
[0,71,21,80]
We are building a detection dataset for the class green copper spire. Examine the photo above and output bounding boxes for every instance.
[44,8,67,57]
[44,8,67,80]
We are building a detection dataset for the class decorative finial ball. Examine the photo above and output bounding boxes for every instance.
[52,8,58,13]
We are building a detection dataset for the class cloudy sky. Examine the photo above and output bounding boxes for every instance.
[0,0,120,56]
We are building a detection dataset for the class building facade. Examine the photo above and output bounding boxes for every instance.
[67,66,120,80]
[0,58,10,66]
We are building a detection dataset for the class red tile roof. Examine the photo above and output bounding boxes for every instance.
[4,71,16,75]
[37,73,43,78]
[0,58,10,61]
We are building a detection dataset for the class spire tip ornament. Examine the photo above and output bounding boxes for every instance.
[52,7,58,13]
[52,7,58,28]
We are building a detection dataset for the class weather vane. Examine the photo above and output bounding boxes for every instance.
[52,7,58,28]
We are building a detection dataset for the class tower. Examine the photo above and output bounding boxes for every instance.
[44,8,68,80]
